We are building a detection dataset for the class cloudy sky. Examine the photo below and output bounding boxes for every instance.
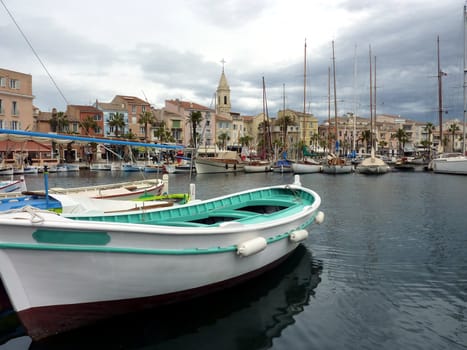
[1,0,465,124]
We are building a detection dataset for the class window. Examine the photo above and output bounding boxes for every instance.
[9,79,20,89]
[172,120,181,128]
[0,77,5,87]
[0,99,3,114]
[0,120,3,128]
[93,114,102,121]
[10,120,19,130]
[142,106,146,113]
[224,96,227,104]
[132,105,136,114]
[12,101,19,116]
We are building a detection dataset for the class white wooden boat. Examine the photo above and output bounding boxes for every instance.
[90,163,112,171]
[355,148,390,175]
[13,165,39,175]
[322,163,354,174]
[291,159,322,174]
[195,151,245,174]
[28,178,165,200]
[0,177,27,193]
[244,161,272,173]
[0,176,324,340]
[0,167,14,176]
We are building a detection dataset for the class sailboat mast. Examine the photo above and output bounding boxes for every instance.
[437,35,444,152]
[303,39,307,143]
[369,45,373,150]
[262,76,272,159]
[332,40,338,154]
[328,66,331,153]
[463,4,467,154]
[352,44,357,152]
[374,55,377,150]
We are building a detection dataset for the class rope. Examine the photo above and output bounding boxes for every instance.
[1,205,52,223]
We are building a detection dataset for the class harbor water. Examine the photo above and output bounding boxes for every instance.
[1,170,466,349]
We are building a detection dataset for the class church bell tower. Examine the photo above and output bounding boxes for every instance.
[216,59,231,116]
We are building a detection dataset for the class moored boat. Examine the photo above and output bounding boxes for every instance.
[28,178,165,200]
[0,176,324,340]
[195,151,245,174]
[292,159,322,174]
[244,160,272,173]
[0,177,27,194]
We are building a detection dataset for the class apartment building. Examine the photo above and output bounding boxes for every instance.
[0,68,34,131]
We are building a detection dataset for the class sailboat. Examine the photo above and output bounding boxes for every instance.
[244,77,273,173]
[323,41,353,174]
[292,40,323,174]
[431,6,467,175]
[356,46,390,174]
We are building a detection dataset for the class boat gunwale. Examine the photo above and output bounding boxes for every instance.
[0,185,321,235]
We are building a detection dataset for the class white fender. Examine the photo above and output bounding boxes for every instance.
[314,211,325,224]
[237,237,267,257]
[289,229,309,242]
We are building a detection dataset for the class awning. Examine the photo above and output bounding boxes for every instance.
[0,130,183,150]
[0,140,51,152]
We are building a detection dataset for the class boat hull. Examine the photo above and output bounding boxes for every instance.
[244,163,272,173]
[0,183,323,340]
[0,178,26,193]
[291,163,322,174]
[195,158,245,174]
[432,156,467,175]
[322,164,353,174]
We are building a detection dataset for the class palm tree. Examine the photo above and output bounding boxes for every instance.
[154,121,175,143]
[49,111,69,133]
[108,112,125,137]
[392,128,409,155]
[138,111,157,141]
[275,114,296,148]
[80,116,98,135]
[239,135,252,147]
[359,130,371,153]
[187,111,203,148]
[424,122,435,158]
[217,133,230,150]
[448,123,460,152]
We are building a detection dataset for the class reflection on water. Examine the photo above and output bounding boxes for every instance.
[2,171,467,349]
[18,245,321,349]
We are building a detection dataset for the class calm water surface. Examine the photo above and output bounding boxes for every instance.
[1,171,466,349]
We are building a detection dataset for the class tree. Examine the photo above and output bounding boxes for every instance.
[359,130,371,152]
[218,132,230,149]
[424,122,435,158]
[275,114,296,148]
[80,116,98,135]
[108,112,126,137]
[49,110,68,133]
[154,121,175,143]
[239,135,252,147]
[138,111,157,141]
[392,128,409,154]
[187,111,203,148]
[448,123,460,152]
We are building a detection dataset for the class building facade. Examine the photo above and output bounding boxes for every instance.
[0,68,34,131]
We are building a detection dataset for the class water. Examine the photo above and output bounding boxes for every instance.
[1,171,466,349]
